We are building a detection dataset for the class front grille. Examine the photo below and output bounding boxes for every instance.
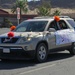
[1,37,19,43]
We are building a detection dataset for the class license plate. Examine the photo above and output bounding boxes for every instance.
[3,48,10,53]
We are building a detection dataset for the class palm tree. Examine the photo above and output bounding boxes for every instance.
[53,10,61,16]
[11,0,28,22]
[12,0,28,13]
[37,0,51,16]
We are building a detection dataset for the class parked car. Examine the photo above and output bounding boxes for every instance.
[0,16,75,62]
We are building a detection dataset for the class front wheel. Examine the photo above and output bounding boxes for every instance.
[36,43,48,62]
[69,42,75,55]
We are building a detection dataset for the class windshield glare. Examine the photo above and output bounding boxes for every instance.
[15,21,48,32]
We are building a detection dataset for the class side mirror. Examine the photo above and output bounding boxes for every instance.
[49,28,56,32]
[10,26,16,31]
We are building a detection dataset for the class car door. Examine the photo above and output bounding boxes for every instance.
[47,20,59,50]
[56,20,72,47]
[47,20,72,50]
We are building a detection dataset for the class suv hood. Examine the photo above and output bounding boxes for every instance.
[0,32,43,38]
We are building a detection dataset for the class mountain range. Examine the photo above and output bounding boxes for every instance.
[0,0,75,8]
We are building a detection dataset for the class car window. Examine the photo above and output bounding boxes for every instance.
[48,21,59,30]
[15,21,48,32]
[67,20,75,28]
[58,20,69,30]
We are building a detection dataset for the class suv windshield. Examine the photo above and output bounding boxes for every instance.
[67,20,75,28]
[14,21,48,32]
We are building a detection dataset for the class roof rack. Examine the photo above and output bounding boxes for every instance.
[58,16,70,18]
[34,16,53,19]
[34,16,70,19]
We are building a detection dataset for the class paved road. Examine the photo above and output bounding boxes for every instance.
[0,28,75,75]
[0,28,10,34]
[0,52,75,75]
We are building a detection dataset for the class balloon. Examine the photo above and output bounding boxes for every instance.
[54,16,60,22]
[8,32,14,38]
[10,26,16,31]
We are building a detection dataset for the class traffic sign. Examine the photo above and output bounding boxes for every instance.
[17,7,20,19]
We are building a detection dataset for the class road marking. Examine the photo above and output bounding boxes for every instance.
[20,64,56,75]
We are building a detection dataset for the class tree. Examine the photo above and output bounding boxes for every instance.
[37,0,51,16]
[53,9,61,16]
[2,18,13,28]
[11,0,28,22]
[11,0,28,13]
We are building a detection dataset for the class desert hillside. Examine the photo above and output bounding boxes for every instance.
[0,0,75,8]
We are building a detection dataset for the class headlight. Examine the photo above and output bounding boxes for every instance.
[27,37,31,41]
[17,37,32,44]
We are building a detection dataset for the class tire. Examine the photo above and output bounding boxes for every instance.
[36,43,48,62]
[69,42,75,55]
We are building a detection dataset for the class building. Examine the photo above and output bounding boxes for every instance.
[0,9,37,26]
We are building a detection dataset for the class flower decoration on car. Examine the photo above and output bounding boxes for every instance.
[7,32,14,38]
[20,34,25,37]
[10,26,16,31]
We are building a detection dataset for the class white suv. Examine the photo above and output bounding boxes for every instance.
[0,16,75,62]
